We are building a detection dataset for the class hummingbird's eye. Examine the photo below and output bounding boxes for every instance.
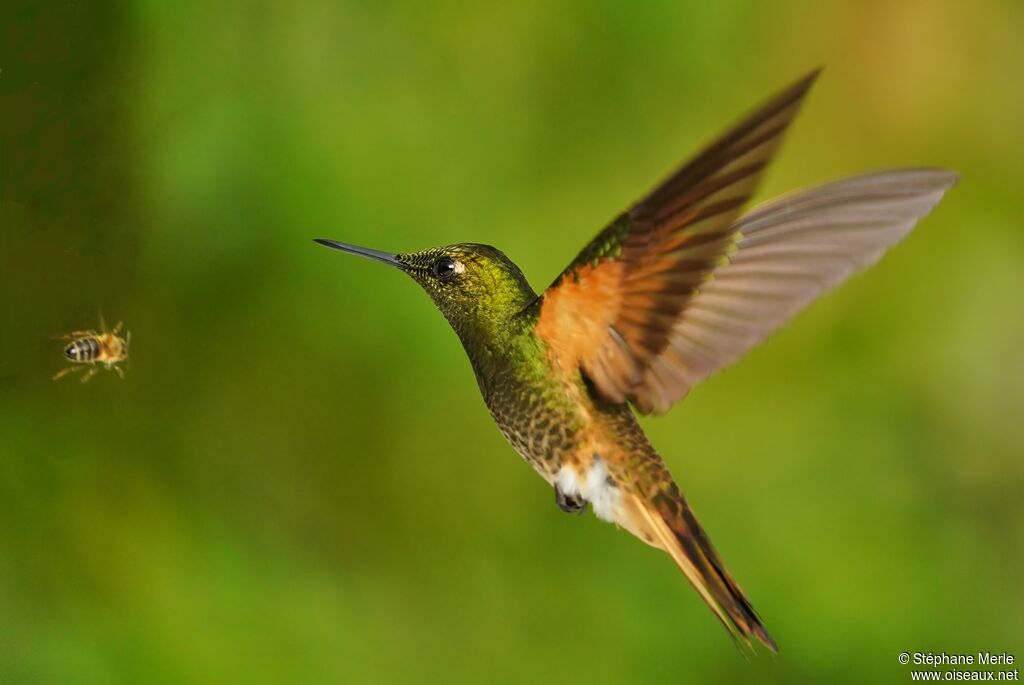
[432,257,458,281]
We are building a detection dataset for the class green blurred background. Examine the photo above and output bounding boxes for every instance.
[2,1,1022,683]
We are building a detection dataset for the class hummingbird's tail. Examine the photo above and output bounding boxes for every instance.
[627,491,777,653]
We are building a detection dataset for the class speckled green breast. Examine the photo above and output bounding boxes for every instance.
[466,328,584,482]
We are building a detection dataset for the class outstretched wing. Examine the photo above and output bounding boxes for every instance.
[537,71,957,413]
[536,70,821,407]
[631,168,957,412]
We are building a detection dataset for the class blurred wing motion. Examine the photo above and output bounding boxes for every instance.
[538,70,958,414]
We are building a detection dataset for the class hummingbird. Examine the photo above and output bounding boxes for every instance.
[315,70,957,652]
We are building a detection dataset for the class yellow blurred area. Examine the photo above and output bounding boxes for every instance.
[1,1,1021,683]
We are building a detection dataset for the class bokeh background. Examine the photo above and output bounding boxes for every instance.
[2,1,1022,683]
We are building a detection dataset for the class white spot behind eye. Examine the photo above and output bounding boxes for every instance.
[453,260,466,275]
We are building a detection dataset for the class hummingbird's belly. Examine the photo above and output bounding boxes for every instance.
[481,372,584,482]
[475,344,668,534]
[485,365,676,546]
[480,362,646,513]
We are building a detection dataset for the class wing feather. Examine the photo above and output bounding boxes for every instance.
[537,69,957,414]
[633,168,958,412]
[538,71,822,403]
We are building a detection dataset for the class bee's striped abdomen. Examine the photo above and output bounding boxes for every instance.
[65,337,101,362]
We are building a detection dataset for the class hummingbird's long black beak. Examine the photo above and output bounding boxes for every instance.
[314,239,406,269]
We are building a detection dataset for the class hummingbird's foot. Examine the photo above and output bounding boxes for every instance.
[555,485,587,515]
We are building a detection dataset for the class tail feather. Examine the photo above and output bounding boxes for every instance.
[627,492,776,652]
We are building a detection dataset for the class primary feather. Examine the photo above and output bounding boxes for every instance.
[633,168,958,412]
[539,70,958,415]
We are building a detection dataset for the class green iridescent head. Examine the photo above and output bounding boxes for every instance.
[314,239,538,342]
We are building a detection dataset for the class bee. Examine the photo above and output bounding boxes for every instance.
[53,319,130,382]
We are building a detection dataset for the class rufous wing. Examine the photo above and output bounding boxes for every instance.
[632,168,957,412]
[537,70,820,404]
[537,70,958,414]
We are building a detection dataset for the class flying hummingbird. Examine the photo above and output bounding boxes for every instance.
[315,70,957,652]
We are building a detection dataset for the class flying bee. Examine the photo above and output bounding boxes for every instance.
[53,320,130,382]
